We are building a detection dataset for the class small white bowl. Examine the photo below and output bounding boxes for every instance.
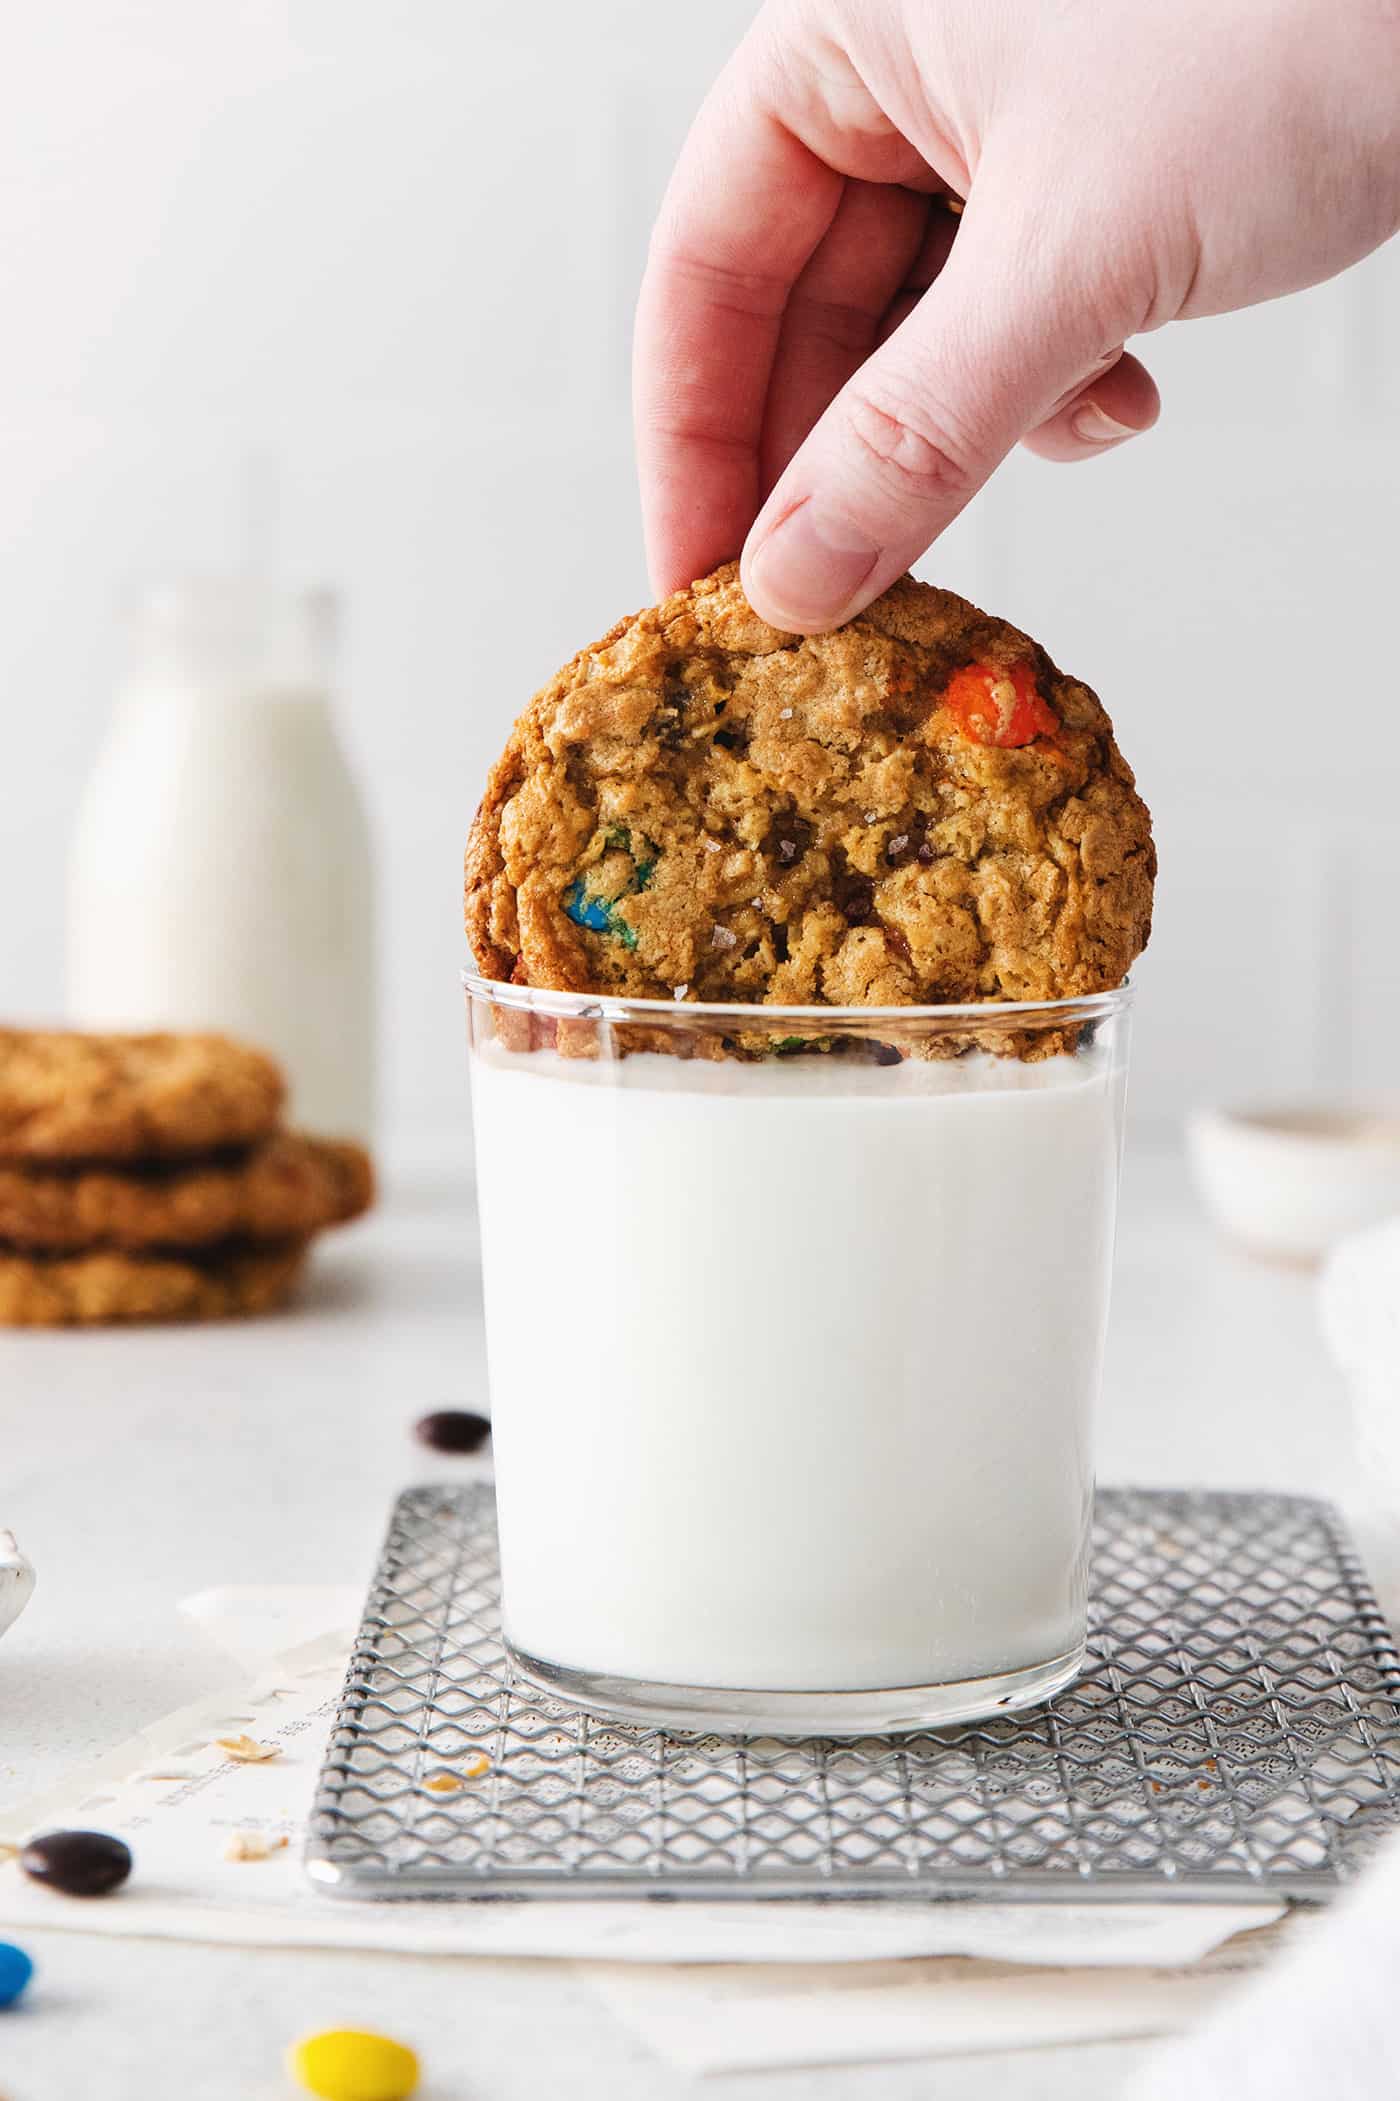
[0,1531,34,1641]
[1187,1103,1400,1266]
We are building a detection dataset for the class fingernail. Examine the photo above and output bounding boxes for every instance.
[1070,402,1137,447]
[744,502,881,632]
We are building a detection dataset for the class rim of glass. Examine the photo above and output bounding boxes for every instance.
[462,967,1130,1028]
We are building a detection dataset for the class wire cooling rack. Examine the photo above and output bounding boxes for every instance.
[306,1484,1400,1903]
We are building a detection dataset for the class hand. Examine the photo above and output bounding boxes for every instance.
[634,0,1400,632]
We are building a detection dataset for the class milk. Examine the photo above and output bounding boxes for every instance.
[470,1036,1124,1715]
[67,584,375,1137]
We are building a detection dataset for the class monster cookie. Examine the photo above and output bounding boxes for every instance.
[0,1031,285,1163]
[0,1240,308,1326]
[465,563,1154,1009]
[0,1133,374,1253]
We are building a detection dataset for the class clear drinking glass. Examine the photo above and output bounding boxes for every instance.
[464,973,1131,1736]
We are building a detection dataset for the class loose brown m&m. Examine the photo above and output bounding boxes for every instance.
[20,1829,132,1897]
[413,1409,490,1454]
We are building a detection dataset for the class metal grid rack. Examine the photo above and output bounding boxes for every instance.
[306,1485,1400,1902]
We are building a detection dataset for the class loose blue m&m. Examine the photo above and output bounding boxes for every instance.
[0,1940,33,2008]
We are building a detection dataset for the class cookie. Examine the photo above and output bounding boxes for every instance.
[465,563,1154,1008]
[0,1240,308,1326]
[0,1134,373,1253]
[0,1031,285,1164]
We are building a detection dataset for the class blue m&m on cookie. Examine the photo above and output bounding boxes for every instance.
[562,880,616,936]
[563,826,656,952]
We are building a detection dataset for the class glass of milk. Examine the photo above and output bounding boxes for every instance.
[465,976,1131,1736]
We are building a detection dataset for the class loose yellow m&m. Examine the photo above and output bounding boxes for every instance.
[288,2029,419,2101]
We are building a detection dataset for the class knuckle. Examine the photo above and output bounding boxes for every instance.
[841,392,978,510]
[789,294,880,360]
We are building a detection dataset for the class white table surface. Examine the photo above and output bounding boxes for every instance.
[0,1134,1369,2100]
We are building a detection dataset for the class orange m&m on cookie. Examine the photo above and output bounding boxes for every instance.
[942,661,1058,748]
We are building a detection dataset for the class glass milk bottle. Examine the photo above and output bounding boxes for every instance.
[67,582,376,1138]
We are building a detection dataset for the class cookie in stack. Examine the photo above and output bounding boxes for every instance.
[0,1030,373,1325]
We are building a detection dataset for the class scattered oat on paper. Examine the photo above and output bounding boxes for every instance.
[224,1830,290,1862]
[215,1733,282,1764]
[422,1753,492,1793]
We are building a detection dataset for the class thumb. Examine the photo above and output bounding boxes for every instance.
[740,173,1144,632]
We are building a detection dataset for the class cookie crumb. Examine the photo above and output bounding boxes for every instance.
[224,1830,289,1862]
[422,1752,492,1794]
[215,1734,282,1764]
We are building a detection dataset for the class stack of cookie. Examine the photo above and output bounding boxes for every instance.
[0,1030,373,1325]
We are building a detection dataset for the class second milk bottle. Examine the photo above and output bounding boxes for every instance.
[67,581,376,1138]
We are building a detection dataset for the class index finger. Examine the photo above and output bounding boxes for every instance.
[633,42,842,597]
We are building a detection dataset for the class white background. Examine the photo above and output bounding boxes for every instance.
[1,0,1396,1143]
